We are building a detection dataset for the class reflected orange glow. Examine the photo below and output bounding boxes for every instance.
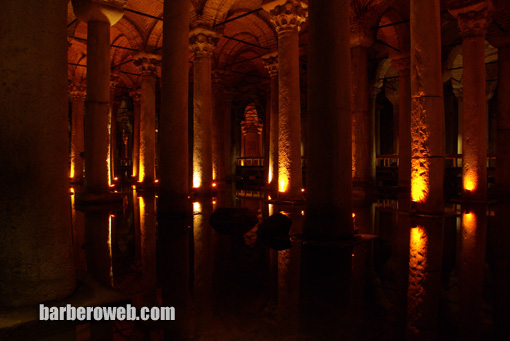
[193,201,201,215]
[212,182,217,187]
[268,165,273,184]
[193,172,201,188]
[463,211,476,234]
[108,213,114,286]
[409,226,428,270]
[411,159,429,202]
[70,164,75,179]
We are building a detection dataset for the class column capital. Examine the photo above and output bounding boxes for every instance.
[391,54,411,77]
[262,52,279,78]
[449,1,492,38]
[70,83,87,100]
[133,52,161,76]
[71,0,127,25]
[264,1,307,34]
[189,27,219,59]
[350,25,375,48]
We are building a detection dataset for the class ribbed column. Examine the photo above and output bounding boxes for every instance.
[262,53,279,192]
[70,84,86,183]
[134,53,161,187]
[159,0,190,212]
[265,1,306,201]
[305,0,352,238]
[190,27,218,196]
[110,74,120,183]
[392,55,412,210]
[0,0,75,306]
[450,2,490,201]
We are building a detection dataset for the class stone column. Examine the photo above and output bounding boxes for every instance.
[305,0,352,238]
[212,70,226,186]
[72,0,126,200]
[410,0,445,213]
[453,87,464,155]
[262,52,279,193]
[134,53,161,187]
[130,89,141,180]
[264,1,306,201]
[70,83,86,183]
[450,1,491,201]
[190,27,218,196]
[489,34,510,196]
[159,0,190,212]
[223,90,234,185]
[351,39,374,191]
[392,55,412,210]
[0,0,75,306]
[408,0,445,338]
[109,74,121,183]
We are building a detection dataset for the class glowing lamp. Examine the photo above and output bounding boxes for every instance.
[193,172,201,188]
[279,177,288,193]
[212,182,217,187]
[464,176,476,192]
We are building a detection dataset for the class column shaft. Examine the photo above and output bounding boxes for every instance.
[159,0,189,207]
[351,46,371,185]
[305,0,353,237]
[212,73,226,185]
[85,20,111,193]
[71,88,86,182]
[462,35,487,200]
[278,29,302,199]
[0,0,75,306]
[410,0,444,213]
[131,91,141,180]
[139,72,157,184]
[270,74,279,190]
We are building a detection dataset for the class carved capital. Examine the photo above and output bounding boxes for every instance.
[268,1,307,34]
[449,1,492,38]
[133,52,161,76]
[71,0,127,25]
[262,52,279,78]
[391,55,411,77]
[70,83,87,101]
[350,24,375,48]
[189,27,219,59]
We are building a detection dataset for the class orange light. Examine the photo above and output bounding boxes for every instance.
[212,182,217,187]
[409,226,427,270]
[268,195,272,200]
[352,212,356,218]
[464,175,476,192]
[301,188,305,192]
[131,185,136,189]
[279,177,288,193]
[411,158,430,203]
[212,200,217,205]
[155,179,159,183]
[301,210,305,216]
[463,211,476,234]
[70,188,75,194]
[193,172,201,188]
[114,177,118,181]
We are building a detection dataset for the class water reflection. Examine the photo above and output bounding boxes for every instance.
[66,186,510,340]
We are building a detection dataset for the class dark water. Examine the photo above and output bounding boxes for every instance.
[68,185,510,340]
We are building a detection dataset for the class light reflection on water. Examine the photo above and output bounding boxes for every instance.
[68,186,509,340]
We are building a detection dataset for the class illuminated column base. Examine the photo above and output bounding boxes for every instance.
[262,53,279,193]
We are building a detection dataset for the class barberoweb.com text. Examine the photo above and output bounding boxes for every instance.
[39,304,175,321]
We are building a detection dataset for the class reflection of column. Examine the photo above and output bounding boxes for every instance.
[265,1,306,200]
[410,0,444,212]
[73,0,126,196]
[262,53,279,192]
[459,204,487,340]
[190,27,218,196]
[70,84,86,183]
[493,201,510,338]
[134,53,161,186]
[392,55,412,210]
[277,243,301,338]
[0,0,75,306]
[130,89,141,180]
[450,2,490,201]
[407,219,443,339]
[305,0,352,237]
[159,0,190,211]
[139,194,157,306]
[212,70,226,185]
[85,210,113,287]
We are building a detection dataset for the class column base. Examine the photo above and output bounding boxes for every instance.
[135,181,159,192]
